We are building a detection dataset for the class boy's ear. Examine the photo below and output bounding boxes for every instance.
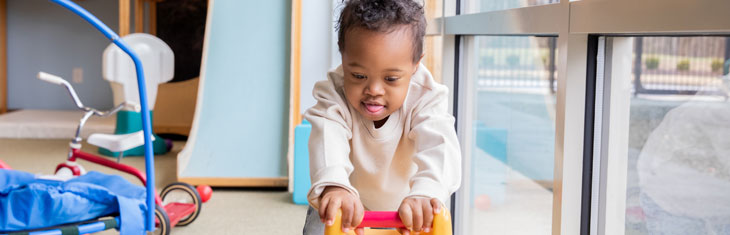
[413,53,425,74]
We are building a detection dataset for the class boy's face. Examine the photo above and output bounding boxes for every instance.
[341,26,421,122]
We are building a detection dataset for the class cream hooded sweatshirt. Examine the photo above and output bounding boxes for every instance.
[303,64,461,211]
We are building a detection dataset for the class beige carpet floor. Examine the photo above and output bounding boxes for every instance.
[0,138,308,235]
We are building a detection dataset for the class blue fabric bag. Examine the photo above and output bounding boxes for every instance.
[0,169,146,234]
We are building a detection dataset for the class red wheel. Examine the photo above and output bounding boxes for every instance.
[0,159,10,169]
[55,162,84,177]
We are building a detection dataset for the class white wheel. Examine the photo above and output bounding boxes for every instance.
[55,167,74,179]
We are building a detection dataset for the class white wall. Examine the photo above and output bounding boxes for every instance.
[7,0,118,110]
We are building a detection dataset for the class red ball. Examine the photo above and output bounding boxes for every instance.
[196,185,212,203]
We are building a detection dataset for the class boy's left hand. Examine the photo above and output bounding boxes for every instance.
[397,197,441,235]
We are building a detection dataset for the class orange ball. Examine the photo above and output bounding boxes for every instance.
[475,194,491,211]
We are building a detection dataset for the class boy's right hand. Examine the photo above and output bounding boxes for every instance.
[319,186,365,235]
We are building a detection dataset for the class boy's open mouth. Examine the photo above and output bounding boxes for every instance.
[362,101,385,114]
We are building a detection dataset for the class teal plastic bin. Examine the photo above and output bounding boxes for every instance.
[293,120,312,205]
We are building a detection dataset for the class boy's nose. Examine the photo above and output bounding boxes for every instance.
[365,81,385,96]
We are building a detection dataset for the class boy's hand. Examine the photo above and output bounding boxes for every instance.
[397,197,441,235]
[319,186,365,235]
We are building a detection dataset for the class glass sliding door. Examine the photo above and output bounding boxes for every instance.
[458,36,558,235]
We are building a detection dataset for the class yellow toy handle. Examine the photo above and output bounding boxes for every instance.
[324,209,452,235]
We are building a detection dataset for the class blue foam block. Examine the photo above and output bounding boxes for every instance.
[293,120,312,205]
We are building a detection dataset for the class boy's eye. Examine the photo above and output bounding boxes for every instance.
[352,73,367,79]
[385,77,399,82]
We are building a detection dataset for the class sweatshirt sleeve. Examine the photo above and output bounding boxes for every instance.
[406,84,462,204]
[303,76,359,209]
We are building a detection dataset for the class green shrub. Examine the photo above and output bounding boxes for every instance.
[676,59,690,71]
[711,59,724,73]
[645,57,660,69]
[481,56,495,66]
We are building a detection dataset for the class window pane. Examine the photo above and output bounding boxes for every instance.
[466,36,557,234]
[614,36,730,234]
[464,0,559,14]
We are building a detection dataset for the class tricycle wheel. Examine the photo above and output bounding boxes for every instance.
[160,182,202,226]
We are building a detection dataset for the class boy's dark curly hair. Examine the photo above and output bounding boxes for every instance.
[337,0,426,64]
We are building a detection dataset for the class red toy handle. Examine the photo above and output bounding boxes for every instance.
[357,211,404,229]
[325,209,452,235]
